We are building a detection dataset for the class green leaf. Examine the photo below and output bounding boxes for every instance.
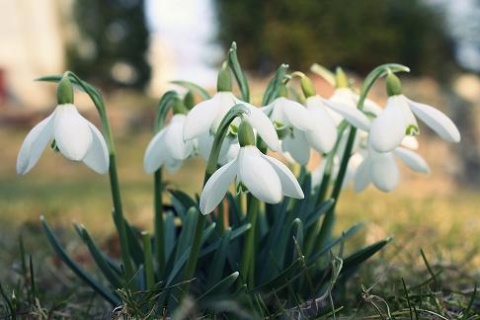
[41,217,120,305]
[262,64,289,105]
[169,189,198,216]
[227,42,250,102]
[310,63,335,87]
[74,224,123,289]
[253,258,305,293]
[207,229,232,287]
[305,199,335,229]
[171,80,211,100]
[163,212,177,264]
[340,237,392,279]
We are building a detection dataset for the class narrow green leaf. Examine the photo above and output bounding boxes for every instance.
[164,212,177,264]
[74,224,123,289]
[262,64,289,105]
[310,63,335,86]
[171,80,211,100]
[207,229,232,287]
[198,272,239,301]
[41,217,120,305]
[340,237,392,279]
[253,258,304,293]
[227,42,250,102]
[305,199,335,229]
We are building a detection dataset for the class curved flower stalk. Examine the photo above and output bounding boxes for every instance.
[262,96,313,164]
[354,145,430,192]
[199,120,303,215]
[197,133,240,165]
[17,77,109,175]
[369,73,461,153]
[144,114,196,173]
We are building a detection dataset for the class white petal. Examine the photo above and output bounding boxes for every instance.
[53,104,93,161]
[369,97,408,153]
[218,136,240,165]
[400,136,419,150]
[363,98,383,116]
[237,147,282,203]
[393,147,430,173]
[276,97,313,131]
[144,130,168,173]
[199,157,238,214]
[184,93,231,140]
[407,98,461,143]
[246,104,280,151]
[282,130,311,165]
[305,98,337,153]
[16,113,55,174]
[261,153,304,199]
[353,157,371,192]
[323,98,370,131]
[370,153,399,192]
[311,161,326,189]
[165,115,193,159]
[197,133,214,161]
[164,157,184,173]
[82,123,110,174]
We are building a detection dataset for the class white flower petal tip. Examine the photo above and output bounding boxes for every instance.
[16,104,109,174]
[407,99,461,143]
[199,146,302,214]
[246,105,280,151]
[394,147,430,174]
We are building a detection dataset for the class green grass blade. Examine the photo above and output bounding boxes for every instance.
[198,272,240,301]
[262,64,289,105]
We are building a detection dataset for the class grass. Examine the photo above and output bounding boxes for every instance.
[1,105,479,317]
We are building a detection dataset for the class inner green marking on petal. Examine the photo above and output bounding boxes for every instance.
[236,181,249,195]
[50,140,60,153]
[406,124,419,136]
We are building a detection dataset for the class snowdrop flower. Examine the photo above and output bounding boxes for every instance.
[184,67,280,151]
[144,114,196,173]
[199,120,303,215]
[17,78,109,175]
[369,73,461,153]
[262,96,313,164]
[354,146,430,192]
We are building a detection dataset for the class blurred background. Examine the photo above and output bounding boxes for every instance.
[1,0,480,282]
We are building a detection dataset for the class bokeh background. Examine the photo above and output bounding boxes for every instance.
[1,0,480,287]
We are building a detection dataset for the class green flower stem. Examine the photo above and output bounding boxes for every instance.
[240,195,259,288]
[64,72,134,283]
[142,231,154,291]
[154,169,165,276]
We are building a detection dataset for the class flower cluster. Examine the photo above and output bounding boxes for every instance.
[18,65,461,213]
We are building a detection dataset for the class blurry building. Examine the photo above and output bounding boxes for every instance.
[0,0,69,109]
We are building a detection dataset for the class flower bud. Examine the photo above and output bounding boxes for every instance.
[300,75,316,98]
[217,62,232,92]
[335,67,348,88]
[386,72,402,97]
[183,91,195,110]
[57,76,74,104]
[238,120,256,147]
[172,97,188,115]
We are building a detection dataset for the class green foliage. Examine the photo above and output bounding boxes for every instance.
[66,0,151,89]
[214,0,455,75]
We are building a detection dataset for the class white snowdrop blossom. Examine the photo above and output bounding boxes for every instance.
[262,97,313,164]
[354,146,430,192]
[199,146,304,215]
[369,94,461,153]
[183,92,280,151]
[303,95,370,155]
[197,133,240,165]
[17,104,109,175]
[144,114,196,173]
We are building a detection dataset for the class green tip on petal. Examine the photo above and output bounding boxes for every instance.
[386,72,402,97]
[217,62,232,92]
[238,120,256,147]
[335,67,349,88]
[56,76,74,104]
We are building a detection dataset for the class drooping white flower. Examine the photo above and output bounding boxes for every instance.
[197,133,240,165]
[144,114,196,173]
[369,74,461,153]
[354,146,430,192]
[199,146,304,215]
[183,92,280,151]
[17,104,109,175]
[262,97,313,164]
